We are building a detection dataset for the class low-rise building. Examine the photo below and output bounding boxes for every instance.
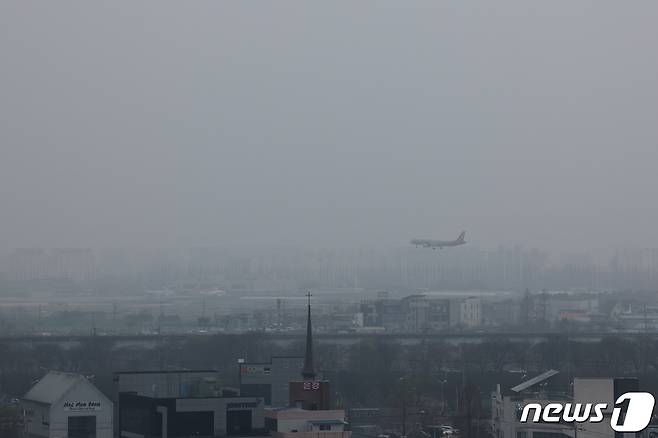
[22,371,113,438]
[361,295,452,333]
[492,371,642,438]
[118,392,266,438]
[114,370,223,399]
[265,407,350,438]
[239,356,305,407]
[573,377,639,438]
[455,297,482,328]
[114,369,270,438]
[491,370,570,438]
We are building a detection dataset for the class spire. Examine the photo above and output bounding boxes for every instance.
[301,291,316,380]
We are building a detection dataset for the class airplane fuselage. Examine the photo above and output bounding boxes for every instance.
[411,232,466,250]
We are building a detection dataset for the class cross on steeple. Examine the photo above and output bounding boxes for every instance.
[301,290,315,380]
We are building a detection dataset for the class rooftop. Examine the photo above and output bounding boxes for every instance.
[23,371,87,405]
[511,369,559,393]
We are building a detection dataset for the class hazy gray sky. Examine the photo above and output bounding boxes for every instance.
[1,1,657,251]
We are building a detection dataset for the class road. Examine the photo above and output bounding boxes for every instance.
[0,331,654,349]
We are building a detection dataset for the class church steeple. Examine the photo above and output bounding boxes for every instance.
[301,291,316,380]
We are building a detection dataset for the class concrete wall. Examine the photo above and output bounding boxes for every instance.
[51,380,113,438]
[115,371,220,398]
[24,379,113,438]
[573,378,639,438]
[491,390,573,438]
[176,396,265,436]
[240,357,304,407]
[22,400,50,438]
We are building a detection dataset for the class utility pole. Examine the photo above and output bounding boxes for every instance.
[438,375,447,414]
[541,289,548,326]
[401,399,407,438]
[642,303,649,371]
[399,376,408,438]
[157,298,162,335]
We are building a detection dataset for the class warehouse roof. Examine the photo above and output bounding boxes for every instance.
[511,369,559,393]
[23,371,88,405]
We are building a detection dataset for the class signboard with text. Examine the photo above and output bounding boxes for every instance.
[63,401,101,411]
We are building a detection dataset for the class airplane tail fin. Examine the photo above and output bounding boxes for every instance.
[457,231,466,243]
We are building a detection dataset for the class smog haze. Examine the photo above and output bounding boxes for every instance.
[2,1,658,252]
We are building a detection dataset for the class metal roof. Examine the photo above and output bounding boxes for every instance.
[309,419,347,425]
[510,369,559,393]
[23,371,83,405]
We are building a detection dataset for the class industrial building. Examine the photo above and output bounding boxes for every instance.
[239,356,305,407]
[491,371,641,438]
[118,392,266,438]
[265,407,350,438]
[21,371,113,438]
[114,370,226,400]
[114,369,266,438]
[359,294,482,332]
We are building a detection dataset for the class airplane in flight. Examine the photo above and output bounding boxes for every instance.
[411,231,466,250]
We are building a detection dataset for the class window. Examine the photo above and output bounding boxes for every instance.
[319,424,332,431]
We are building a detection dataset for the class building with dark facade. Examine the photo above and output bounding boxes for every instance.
[115,370,264,438]
[118,392,265,438]
[239,356,304,407]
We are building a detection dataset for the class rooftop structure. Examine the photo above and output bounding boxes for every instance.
[265,408,350,438]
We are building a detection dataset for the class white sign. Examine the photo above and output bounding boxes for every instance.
[63,401,101,411]
[520,392,655,433]
[303,381,320,390]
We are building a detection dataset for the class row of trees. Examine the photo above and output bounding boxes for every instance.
[1,334,658,436]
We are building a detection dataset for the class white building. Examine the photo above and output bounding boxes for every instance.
[573,377,639,438]
[265,407,351,438]
[491,370,571,438]
[22,371,113,438]
[451,297,482,328]
[492,372,641,438]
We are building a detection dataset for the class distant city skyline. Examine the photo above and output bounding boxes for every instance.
[2,243,658,294]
